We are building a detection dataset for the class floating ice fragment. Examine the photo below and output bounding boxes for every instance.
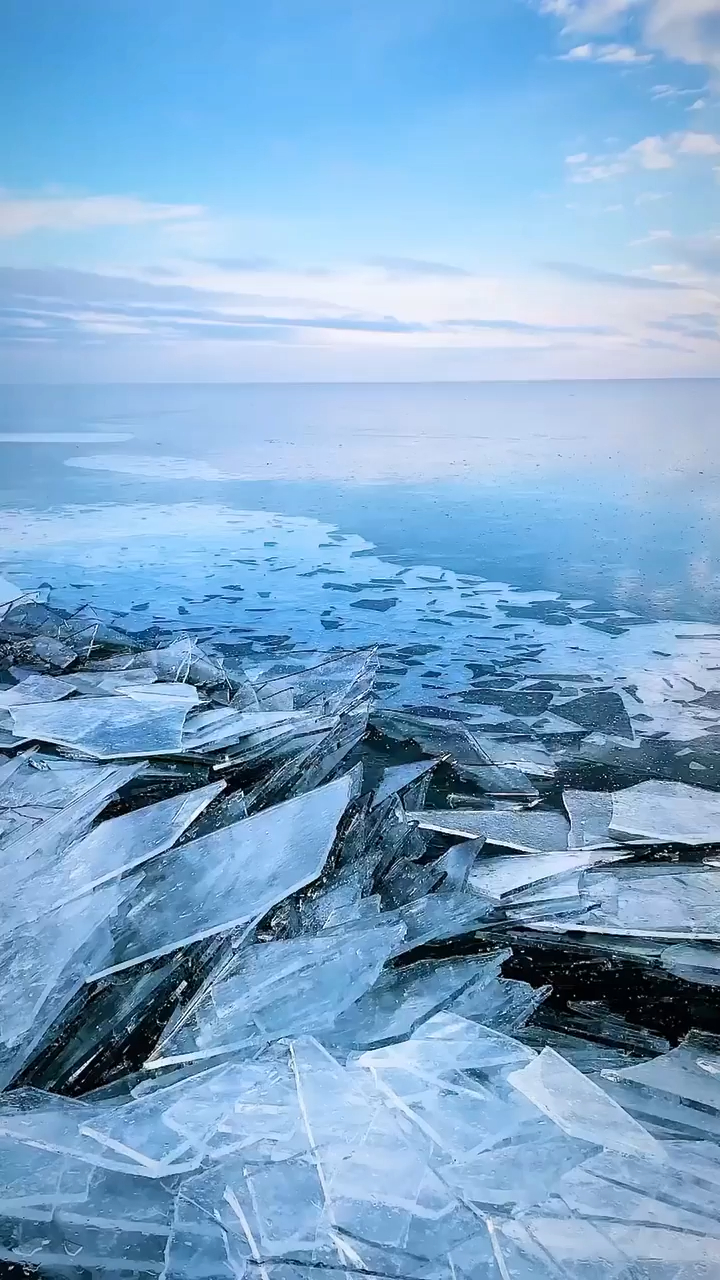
[610,779,720,844]
[408,807,570,852]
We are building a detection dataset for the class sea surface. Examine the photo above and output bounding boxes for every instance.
[1,380,719,708]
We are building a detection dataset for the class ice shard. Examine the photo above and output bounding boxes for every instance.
[468,848,628,901]
[89,771,357,978]
[371,758,438,808]
[3,782,226,928]
[9,692,194,759]
[290,1035,456,1252]
[0,882,134,1053]
[563,788,614,850]
[0,672,74,707]
[51,780,225,901]
[508,1046,663,1158]
[146,918,405,1067]
[610,779,720,844]
[391,890,496,955]
[408,807,571,852]
[324,954,507,1051]
[661,942,720,985]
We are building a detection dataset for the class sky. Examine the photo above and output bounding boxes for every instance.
[1,0,719,382]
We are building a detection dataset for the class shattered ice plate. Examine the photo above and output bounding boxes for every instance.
[0,569,716,1278]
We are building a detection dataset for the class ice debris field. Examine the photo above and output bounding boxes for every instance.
[0,569,719,1279]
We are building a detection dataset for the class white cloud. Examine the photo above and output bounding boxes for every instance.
[627,135,676,168]
[541,0,720,71]
[643,0,720,72]
[569,130,720,180]
[676,130,720,153]
[540,0,636,33]
[561,42,596,57]
[0,193,204,238]
[560,41,652,61]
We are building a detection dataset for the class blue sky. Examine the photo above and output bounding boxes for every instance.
[1,0,719,380]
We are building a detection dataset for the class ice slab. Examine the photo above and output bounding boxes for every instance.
[0,1138,92,1216]
[391,890,495,955]
[5,782,225,928]
[0,672,74,707]
[0,763,142,903]
[54,780,225,902]
[290,1035,456,1251]
[523,863,720,941]
[0,1089,153,1173]
[450,972,550,1032]
[454,763,539,800]
[89,771,357,978]
[508,1046,664,1159]
[611,779,720,845]
[602,1031,720,1115]
[0,881,133,1051]
[408,807,570,852]
[556,1148,720,1239]
[468,848,628,901]
[9,693,193,758]
[372,759,438,808]
[468,732,557,778]
[147,918,404,1067]
[0,751,114,813]
[563,789,615,850]
[324,954,506,1051]
[79,1063,248,1174]
[435,836,484,892]
[661,942,720,985]
[374,710,491,766]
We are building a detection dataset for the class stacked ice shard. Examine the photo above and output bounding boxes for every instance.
[0,580,719,1276]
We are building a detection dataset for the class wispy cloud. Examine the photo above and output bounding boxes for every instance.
[567,130,720,181]
[539,0,720,71]
[545,261,687,288]
[648,309,720,339]
[370,256,473,278]
[0,192,204,238]
[659,233,720,274]
[560,42,652,61]
[443,317,616,335]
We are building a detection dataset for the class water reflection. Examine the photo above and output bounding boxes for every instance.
[1,380,719,619]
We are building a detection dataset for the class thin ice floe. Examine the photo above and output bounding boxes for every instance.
[0,574,717,1276]
[89,771,358,979]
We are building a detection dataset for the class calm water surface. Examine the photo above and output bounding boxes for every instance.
[1,380,718,625]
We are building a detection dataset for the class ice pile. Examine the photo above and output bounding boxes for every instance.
[0,578,719,1277]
